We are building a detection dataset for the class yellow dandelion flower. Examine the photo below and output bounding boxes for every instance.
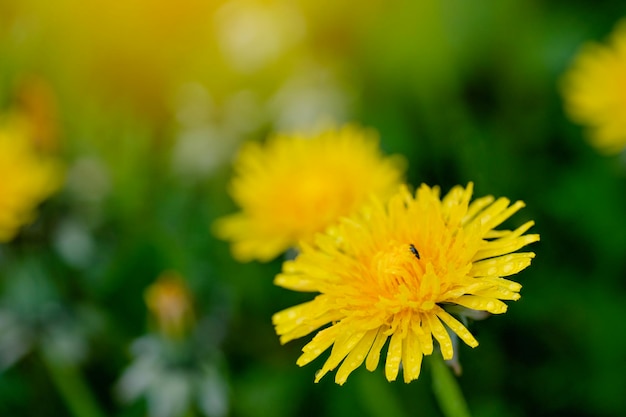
[561,20,626,154]
[0,121,64,242]
[273,183,539,385]
[214,125,406,262]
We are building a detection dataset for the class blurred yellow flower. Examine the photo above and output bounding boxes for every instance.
[0,120,63,242]
[561,20,626,154]
[145,271,195,339]
[13,76,61,153]
[214,125,406,262]
[273,183,539,385]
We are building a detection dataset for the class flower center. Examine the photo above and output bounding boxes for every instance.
[267,168,356,238]
[370,242,435,312]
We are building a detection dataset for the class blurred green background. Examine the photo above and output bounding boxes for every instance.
[1,0,625,416]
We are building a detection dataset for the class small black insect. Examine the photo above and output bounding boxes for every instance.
[409,244,420,260]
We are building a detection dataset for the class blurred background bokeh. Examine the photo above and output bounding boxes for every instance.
[1,0,625,416]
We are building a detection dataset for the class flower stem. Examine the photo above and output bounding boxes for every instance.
[41,351,106,417]
[430,354,472,417]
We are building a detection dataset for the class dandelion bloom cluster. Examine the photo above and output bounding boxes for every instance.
[561,20,626,154]
[273,183,539,384]
[214,125,405,262]
[0,121,63,242]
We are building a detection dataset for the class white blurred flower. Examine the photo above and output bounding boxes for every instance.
[0,264,94,370]
[215,0,306,73]
[171,84,264,181]
[172,126,237,181]
[269,66,350,131]
[64,157,111,204]
[53,219,96,268]
[116,336,229,417]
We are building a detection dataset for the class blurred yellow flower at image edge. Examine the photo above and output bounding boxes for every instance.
[0,122,63,242]
[562,19,626,154]
[214,125,405,262]
[273,183,539,385]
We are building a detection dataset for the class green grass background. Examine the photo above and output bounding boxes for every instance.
[1,1,625,416]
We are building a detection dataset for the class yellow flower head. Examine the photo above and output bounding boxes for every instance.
[0,120,64,242]
[561,20,626,154]
[145,271,195,339]
[273,183,539,385]
[214,125,406,262]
